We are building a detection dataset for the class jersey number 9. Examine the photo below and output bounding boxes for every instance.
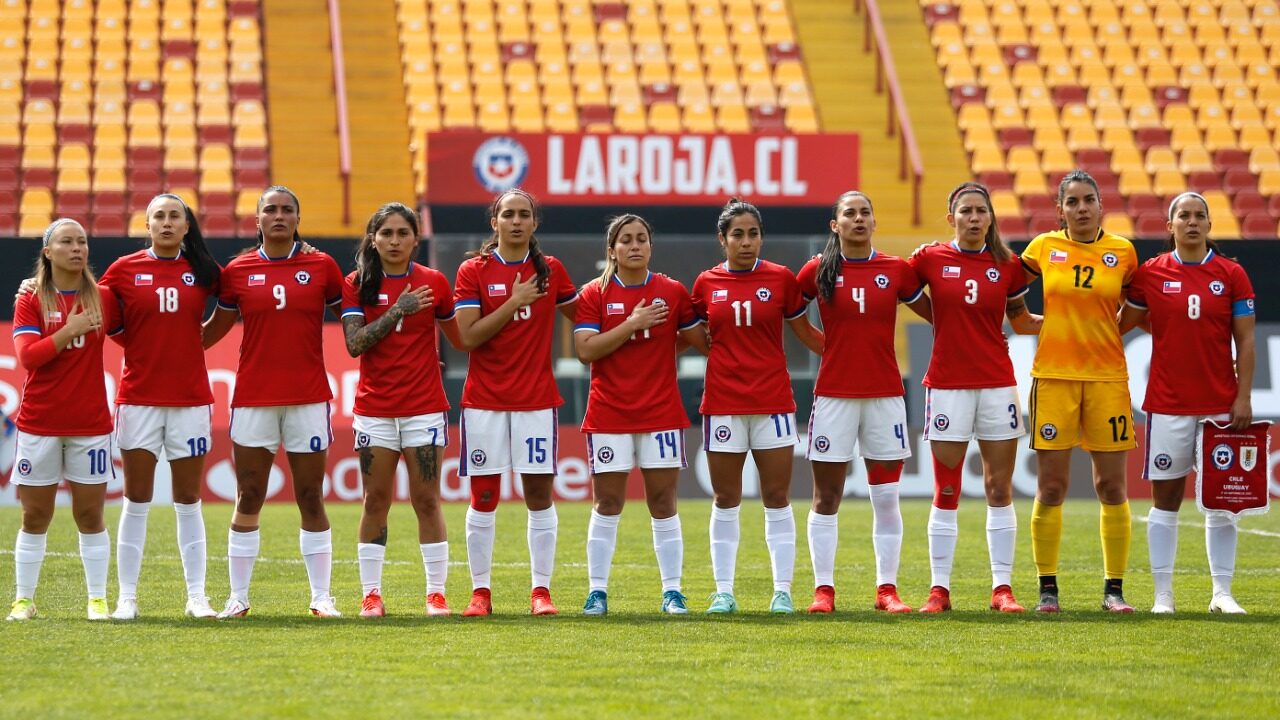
[273,284,287,309]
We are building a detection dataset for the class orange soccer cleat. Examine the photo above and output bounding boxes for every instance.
[808,585,836,614]
[425,592,451,617]
[530,586,559,616]
[918,586,951,613]
[462,588,492,617]
[359,591,385,618]
[874,584,912,613]
[989,585,1025,613]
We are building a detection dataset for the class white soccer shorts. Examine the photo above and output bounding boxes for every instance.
[1143,412,1230,480]
[229,403,332,453]
[806,395,911,462]
[459,407,558,476]
[702,413,797,453]
[12,431,114,486]
[354,412,448,452]
[587,428,686,474]
[922,386,1026,442]
[115,404,214,460]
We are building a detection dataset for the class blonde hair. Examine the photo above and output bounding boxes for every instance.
[595,214,653,289]
[32,219,103,332]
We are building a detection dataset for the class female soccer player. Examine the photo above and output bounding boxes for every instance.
[453,189,578,616]
[907,182,1041,613]
[692,198,823,614]
[1120,192,1256,614]
[574,214,708,616]
[797,191,929,614]
[99,194,222,620]
[203,186,346,619]
[341,202,462,618]
[8,219,122,621]
[1022,170,1138,613]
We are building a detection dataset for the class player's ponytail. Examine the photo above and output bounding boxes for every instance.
[947,182,1012,263]
[355,202,420,307]
[595,214,653,289]
[475,188,549,291]
[818,191,870,302]
[148,193,220,288]
[32,218,103,333]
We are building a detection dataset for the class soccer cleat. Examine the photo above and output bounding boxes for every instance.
[1151,591,1176,615]
[1208,594,1247,615]
[425,592,451,617]
[87,597,110,621]
[1101,580,1134,614]
[808,585,835,614]
[1036,577,1061,613]
[705,592,738,614]
[919,586,951,613]
[530,587,559,616]
[184,596,217,619]
[989,585,1025,613]
[6,598,36,621]
[582,590,608,616]
[309,596,342,618]
[873,584,912,613]
[769,591,794,614]
[217,597,251,619]
[359,591,385,618]
[462,588,492,617]
[111,598,139,621]
[661,590,689,615]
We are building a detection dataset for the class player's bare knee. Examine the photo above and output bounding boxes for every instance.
[20,506,53,533]
[71,504,104,532]
[362,489,392,520]
[593,496,624,516]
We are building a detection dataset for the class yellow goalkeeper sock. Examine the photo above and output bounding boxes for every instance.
[1030,500,1063,577]
[1100,501,1132,580]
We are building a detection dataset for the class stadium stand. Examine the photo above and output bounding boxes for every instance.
[0,0,268,237]
[924,0,1280,239]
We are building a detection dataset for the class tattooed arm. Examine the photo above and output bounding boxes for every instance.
[1006,296,1042,335]
[343,285,433,357]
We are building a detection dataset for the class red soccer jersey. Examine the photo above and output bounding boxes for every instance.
[691,259,807,415]
[797,251,924,398]
[575,272,700,433]
[1126,249,1256,415]
[454,251,578,410]
[99,249,218,407]
[217,243,343,408]
[908,241,1028,389]
[341,263,456,418]
[13,288,123,436]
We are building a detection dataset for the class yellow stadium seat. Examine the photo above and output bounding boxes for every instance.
[648,103,681,133]
[544,102,577,132]
[21,188,55,216]
[785,104,818,133]
[964,125,998,154]
[1041,146,1075,174]
[989,190,1021,219]
[1013,168,1048,195]
[233,123,267,148]
[20,213,54,237]
[1152,169,1186,195]
[1258,169,1280,195]
[716,104,750,133]
[1006,146,1040,174]
[970,146,1005,174]
[57,169,90,193]
[1178,145,1214,173]
[614,103,647,132]
[1102,212,1134,238]
[1250,147,1280,173]
[510,103,544,132]
[1118,168,1153,195]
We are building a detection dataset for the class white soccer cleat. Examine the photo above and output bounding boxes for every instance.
[111,598,139,621]
[216,596,251,619]
[1209,594,1247,615]
[185,596,217,619]
[308,596,342,618]
[1151,592,1176,614]
[87,597,110,621]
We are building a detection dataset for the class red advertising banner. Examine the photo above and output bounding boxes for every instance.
[425,131,860,206]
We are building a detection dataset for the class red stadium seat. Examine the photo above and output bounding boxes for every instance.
[233,147,269,170]
[1268,194,1280,219]
[1233,190,1266,216]
[1022,193,1056,215]
[199,125,234,145]
[91,213,126,236]
[58,124,93,145]
[997,215,1029,240]
[0,189,17,214]
[1127,194,1162,216]
[128,169,163,198]
[228,1,259,18]
[1026,212,1060,235]
[0,166,16,189]
[1076,148,1111,174]
[230,83,264,103]
[500,43,533,62]
[1240,212,1277,239]
[0,213,16,235]
[923,3,958,28]
[128,80,164,103]
[978,171,1013,191]
[767,43,802,63]
[163,41,196,60]
[1135,128,1172,151]
[0,146,20,169]
[997,128,1033,150]
[1213,149,1249,172]
[1222,170,1258,196]
[92,191,127,215]
[579,105,613,127]
[167,168,198,187]
[202,192,235,214]
[1051,85,1087,106]
[950,84,985,108]
[234,167,268,189]
[1186,171,1222,191]
[23,79,58,102]
[750,105,786,132]
[22,168,56,189]
[593,3,626,22]
[643,83,677,104]
[236,214,258,237]
[128,147,164,170]
[56,191,91,217]
[202,212,236,237]
[1134,215,1170,238]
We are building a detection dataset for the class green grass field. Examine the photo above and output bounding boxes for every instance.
[1,499,1277,718]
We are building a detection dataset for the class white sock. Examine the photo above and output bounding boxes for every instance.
[986,504,1017,589]
[299,529,333,604]
[1206,513,1238,597]
[869,482,903,587]
[1147,507,1180,597]
[651,514,683,592]
[764,505,795,594]
[586,510,620,593]
[79,530,110,600]
[115,499,150,601]
[807,510,839,588]
[527,506,558,590]
[465,508,496,589]
[14,530,47,600]
[421,541,448,595]
[173,501,207,598]
[357,543,386,596]
[226,529,260,602]
[927,506,959,590]
[709,504,740,594]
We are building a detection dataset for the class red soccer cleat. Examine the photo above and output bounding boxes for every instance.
[919,586,951,613]
[425,592,451,617]
[808,585,836,614]
[990,585,1025,613]
[462,588,492,617]
[530,586,559,616]
[359,591,385,618]
[874,584,912,613]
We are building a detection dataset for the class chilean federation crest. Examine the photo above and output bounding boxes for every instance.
[472,137,530,193]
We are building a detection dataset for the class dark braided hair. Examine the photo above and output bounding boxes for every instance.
[946,182,1012,263]
[817,191,871,302]
[471,189,550,291]
[354,202,420,307]
[147,193,220,288]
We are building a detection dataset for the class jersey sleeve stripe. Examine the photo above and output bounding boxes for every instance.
[436,309,457,320]
[1006,284,1030,299]
[572,323,601,333]
[1020,259,1041,276]
[12,325,41,337]
[678,317,703,330]
[217,300,238,311]
[326,295,342,306]
[556,291,579,306]
[1124,298,1148,310]
[455,298,481,308]
[783,306,808,320]
[900,287,925,304]
[107,325,125,336]
[340,307,365,318]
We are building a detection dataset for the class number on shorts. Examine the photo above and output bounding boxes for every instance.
[964,279,978,305]
[1007,403,1019,429]
[86,448,108,476]
[186,437,208,456]
[851,287,866,313]
[771,414,791,437]
[526,437,547,464]
[731,300,752,326]
[1187,294,1201,319]
[1107,415,1129,442]
[429,428,439,446]
[309,435,322,452]
[156,287,179,313]
[654,431,678,459]
[273,284,287,309]
[893,423,905,449]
